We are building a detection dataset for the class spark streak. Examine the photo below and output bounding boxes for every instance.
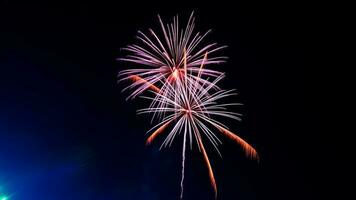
[180,130,187,199]
[216,125,259,160]
[146,118,173,145]
[130,75,160,93]
[198,134,217,198]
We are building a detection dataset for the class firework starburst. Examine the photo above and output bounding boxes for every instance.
[138,57,258,198]
[118,12,227,100]
[118,12,258,199]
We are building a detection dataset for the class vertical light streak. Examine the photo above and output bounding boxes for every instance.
[180,128,187,199]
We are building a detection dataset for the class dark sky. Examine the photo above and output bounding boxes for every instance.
[1,1,330,200]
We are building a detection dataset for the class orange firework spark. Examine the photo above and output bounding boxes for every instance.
[146,118,172,145]
[217,125,259,160]
[130,75,160,93]
[197,134,217,198]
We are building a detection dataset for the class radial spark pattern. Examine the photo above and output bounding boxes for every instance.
[118,13,258,199]
[118,12,227,100]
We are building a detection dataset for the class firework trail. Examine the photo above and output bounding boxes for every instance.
[118,13,258,199]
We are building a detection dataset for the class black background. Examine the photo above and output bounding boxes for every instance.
[1,1,334,200]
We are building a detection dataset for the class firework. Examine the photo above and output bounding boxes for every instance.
[118,12,227,100]
[138,64,258,198]
[118,13,258,199]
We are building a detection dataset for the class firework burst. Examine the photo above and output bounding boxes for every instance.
[138,59,258,198]
[118,12,227,100]
[118,13,258,199]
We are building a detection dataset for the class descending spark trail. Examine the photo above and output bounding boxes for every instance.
[198,135,217,198]
[216,125,259,160]
[118,13,259,199]
[180,130,187,199]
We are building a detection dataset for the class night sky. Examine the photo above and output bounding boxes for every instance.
[1,1,329,200]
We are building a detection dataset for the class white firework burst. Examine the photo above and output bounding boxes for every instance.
[138,65,258,198]
[118,12,227,99]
